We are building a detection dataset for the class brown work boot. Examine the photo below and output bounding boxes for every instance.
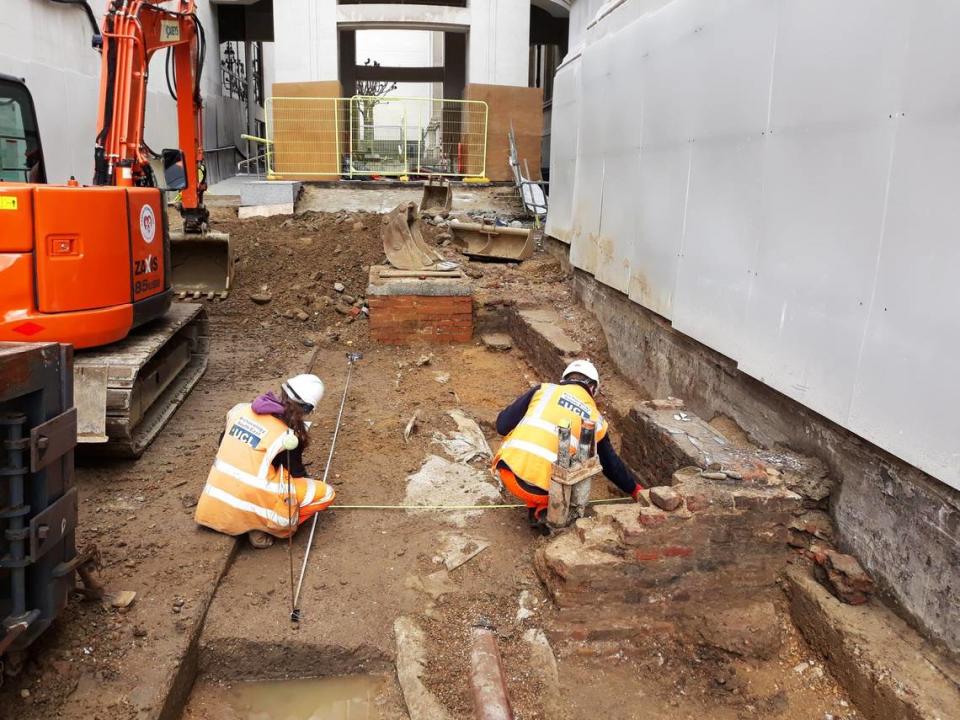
[247,530,274,549]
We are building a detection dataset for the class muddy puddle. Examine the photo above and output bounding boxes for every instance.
[183,675,387,720]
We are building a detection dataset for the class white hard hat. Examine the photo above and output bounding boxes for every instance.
[561,360,600,390]
[282,374,325,412]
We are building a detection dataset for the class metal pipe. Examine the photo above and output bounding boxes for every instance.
[470,624,515,720]
[291,352,362,621]
[578,419,596,462]
[557,421,571,469]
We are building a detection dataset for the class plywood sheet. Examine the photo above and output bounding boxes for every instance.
[463,84,543,182]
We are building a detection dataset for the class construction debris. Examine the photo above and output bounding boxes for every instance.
[403,455,500,526]
[437,533,490,572]
[405,570,459,600]
[403,411,419,443]
[788,510,835,549]
[394,617,454,720]
[812,546,876,605]
[107,590,137,610]
[649,485,682,511]
[432,410,492,463]
[469,624,515,720]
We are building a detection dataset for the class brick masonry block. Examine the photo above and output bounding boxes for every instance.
[368,293,474,345]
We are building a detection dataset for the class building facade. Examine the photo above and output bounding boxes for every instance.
[0,0,255,184]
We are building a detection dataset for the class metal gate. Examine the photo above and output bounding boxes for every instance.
[265,96,488,179]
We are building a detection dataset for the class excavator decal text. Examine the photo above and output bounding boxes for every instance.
[160,20,181,43]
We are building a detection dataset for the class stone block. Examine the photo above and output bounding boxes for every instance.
[690,600,782,660]
[650,486,682,511]
[239,180,301,207]
[517,309,582,356]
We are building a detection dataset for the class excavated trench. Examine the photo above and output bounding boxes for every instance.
[163,292,860,720]
[7,207,931,720]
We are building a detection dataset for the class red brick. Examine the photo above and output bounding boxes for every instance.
[685,493,710,512]
[638,511,667,528]
[635,549,663,562]
[662,545,694,558]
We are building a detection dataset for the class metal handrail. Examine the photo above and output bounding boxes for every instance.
[238,134,272,178]
[203,144,248,185]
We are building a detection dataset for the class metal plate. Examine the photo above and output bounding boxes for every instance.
[30,407,76,472]
[28,483,77,564]
[74,365,108,443]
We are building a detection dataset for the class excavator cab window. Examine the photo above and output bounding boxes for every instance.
[0,76,46,184]
[161,148,187,190]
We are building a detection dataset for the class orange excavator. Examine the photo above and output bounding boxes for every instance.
[0,1,232,456]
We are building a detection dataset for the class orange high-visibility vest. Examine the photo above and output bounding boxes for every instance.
[493,383,607,491]
[195,404,334,538]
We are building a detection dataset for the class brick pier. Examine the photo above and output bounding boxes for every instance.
[366,265,474,345]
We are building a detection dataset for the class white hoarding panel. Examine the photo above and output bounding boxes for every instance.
[736,124,894,424]
[596,152,640,294]
[900,0,960,117]
[683,0,779,141]
[553,0,960,488]
[771,0,913,131]
[848,119,960,490]
[545,59,582,243]
[672,137,764,360]
[567,154,604,276]
[626,145,689,318]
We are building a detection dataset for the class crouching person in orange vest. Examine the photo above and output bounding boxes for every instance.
[195,374,335,549]
[493,360,645,526]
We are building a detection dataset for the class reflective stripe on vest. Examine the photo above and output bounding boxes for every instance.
[201,484,294,528]
[494,383,607,491]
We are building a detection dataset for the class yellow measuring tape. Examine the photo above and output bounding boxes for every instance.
[330,498,633,511]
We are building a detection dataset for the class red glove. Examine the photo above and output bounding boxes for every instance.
[631,485,645,502]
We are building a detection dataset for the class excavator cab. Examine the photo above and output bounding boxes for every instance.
[0,75,209,457]
[0,74,46,185]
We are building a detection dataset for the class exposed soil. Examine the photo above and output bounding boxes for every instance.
[2,205,858,720]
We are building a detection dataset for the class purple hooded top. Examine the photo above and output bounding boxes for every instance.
[252,391,285,417]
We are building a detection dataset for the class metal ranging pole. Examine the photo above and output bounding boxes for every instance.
[290,351,362,623]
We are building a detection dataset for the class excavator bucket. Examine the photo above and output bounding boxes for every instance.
[169,229,235,298]
[382,202,453,271]
[450,221,535,262]
[419,176,453,217]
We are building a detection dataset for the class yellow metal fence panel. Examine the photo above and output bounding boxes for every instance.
[266,95,487,179]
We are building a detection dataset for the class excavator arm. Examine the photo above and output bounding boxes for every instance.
[92,0,233,296]
[94,0,209,231]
